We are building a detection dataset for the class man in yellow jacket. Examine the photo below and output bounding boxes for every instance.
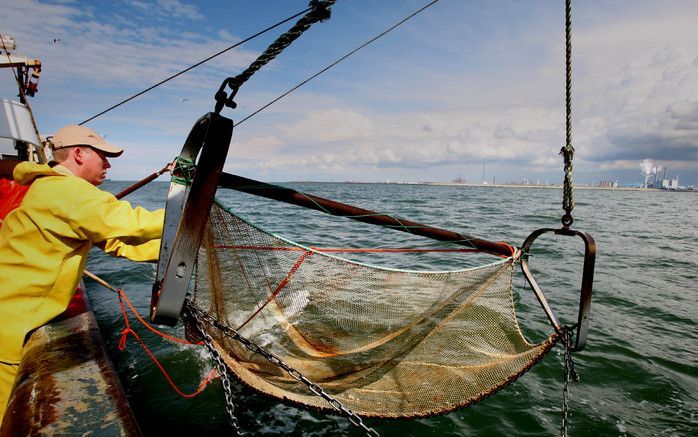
[0,125,165,422]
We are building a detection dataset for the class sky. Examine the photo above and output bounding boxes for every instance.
[2,0,698,186]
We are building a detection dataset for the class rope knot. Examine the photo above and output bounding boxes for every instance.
[118,328,134,351]
[559,145,574,159]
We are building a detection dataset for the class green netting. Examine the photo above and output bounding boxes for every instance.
[189,201,557,418]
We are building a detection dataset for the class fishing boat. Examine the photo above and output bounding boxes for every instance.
[0,35,142,435]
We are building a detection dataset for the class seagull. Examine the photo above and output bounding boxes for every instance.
[180,98,189,103]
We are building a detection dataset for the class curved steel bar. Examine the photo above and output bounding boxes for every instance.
[150,112,233,326]
[520,227,595,351]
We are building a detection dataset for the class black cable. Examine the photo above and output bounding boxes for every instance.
[235,0,440,127]
[78,6,312,126]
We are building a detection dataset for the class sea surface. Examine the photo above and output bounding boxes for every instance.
[87,181,697,436]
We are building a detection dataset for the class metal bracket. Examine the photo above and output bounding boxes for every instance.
[520,227,596,351]
[150,112,233,325]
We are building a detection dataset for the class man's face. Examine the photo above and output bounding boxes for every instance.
[80,146,111,185]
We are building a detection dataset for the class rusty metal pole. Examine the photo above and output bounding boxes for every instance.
[114,163,171,200]
[218,173,515,258]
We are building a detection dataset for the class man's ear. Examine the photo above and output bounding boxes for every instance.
[72,146,85,165]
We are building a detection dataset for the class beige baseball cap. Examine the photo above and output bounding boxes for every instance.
[49,125,123,157]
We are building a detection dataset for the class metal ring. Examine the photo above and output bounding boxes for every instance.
[561,213,574,227]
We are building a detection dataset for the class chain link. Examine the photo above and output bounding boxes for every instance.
[185,299,380,437]
[185,305,244,436]
[561,327,580,437]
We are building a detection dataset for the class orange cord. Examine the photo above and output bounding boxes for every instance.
[117,289,219,398]
[236,250,313,331]
[118,289,201,345]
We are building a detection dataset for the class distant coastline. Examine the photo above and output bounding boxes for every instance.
[326,181,697,192]
[421,182,683,191]
[108,179,696,192]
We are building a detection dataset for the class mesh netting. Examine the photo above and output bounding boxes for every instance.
[190,201,558,418]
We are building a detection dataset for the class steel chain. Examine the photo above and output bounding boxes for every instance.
[186,305,244,436]
[561,327,580,437]
[185,300,380,437]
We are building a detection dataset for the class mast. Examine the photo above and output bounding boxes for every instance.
[0,34,45,163]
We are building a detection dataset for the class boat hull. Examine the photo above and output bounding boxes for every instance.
[0,286,142,436]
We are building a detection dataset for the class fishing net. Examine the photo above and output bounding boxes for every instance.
[188,200,558,418]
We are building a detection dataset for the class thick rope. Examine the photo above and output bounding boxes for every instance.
[560,0,574,227]
[235,0,441,127]
[215,0,336,113]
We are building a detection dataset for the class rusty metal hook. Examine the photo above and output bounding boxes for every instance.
[520,227,596,351]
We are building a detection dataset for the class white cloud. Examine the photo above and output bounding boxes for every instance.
[565,4,698,171]
[246,105,564,174]
[3,1,698,184]
[154,0,204,20]
[1,0,256,91]
[123,0,203,20]
[233,135,284,158]
[579,46,698,163]
[280,109,374,143]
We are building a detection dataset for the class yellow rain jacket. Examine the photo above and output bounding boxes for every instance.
[0,162,164,364]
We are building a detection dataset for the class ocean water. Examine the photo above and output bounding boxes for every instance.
[87,181,697,436]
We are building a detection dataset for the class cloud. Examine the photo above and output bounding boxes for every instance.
[3,1,698,184]
[233,135,284,158]
[606,105,698,162]
[1,0,256,91]
[383,3,698,180]
[666,100,698,130]
[280,109,374,144]
[149,0,204,20]
[571,12,698,171]
[248,105,564,174]
[125,0,205,21]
